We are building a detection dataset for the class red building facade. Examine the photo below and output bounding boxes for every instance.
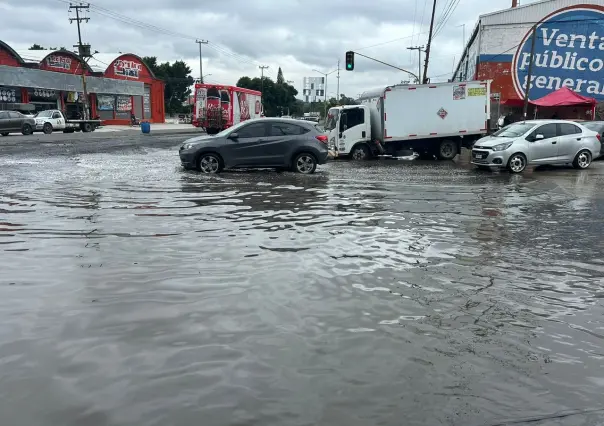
[0,40,165,125]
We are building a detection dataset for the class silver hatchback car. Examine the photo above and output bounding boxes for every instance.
[471,120,601,173]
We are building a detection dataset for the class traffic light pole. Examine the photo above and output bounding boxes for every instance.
[348,51,419,82]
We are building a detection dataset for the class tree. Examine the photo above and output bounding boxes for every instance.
[304,94,358,118]
[142,56,194,115]
[29,44,45,50]
[236,74,298,117]
[277,67,284,85]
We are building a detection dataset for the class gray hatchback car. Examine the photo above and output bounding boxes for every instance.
[471,120,601,173]
[179,118,329,174]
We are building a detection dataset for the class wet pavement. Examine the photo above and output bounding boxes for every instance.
[1,144,604,426]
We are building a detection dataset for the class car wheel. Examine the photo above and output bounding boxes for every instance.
[507,153,527,173]
[572,150,591,169]
[43,123,53,134]
[21,124,33,135]
[1,132,9,137]
[438,139,458,160]
[197,153,222,173]
[82,123,92,133]
[293,153,317,174]
[351,144,370,161]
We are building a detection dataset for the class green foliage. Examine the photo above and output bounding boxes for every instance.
[304,94,358,118]
[28,44,45,50]
[277,67,284,85]
[142,56,194,114]
[236,74,299,117]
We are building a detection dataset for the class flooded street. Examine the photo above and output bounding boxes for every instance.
[1,147,604,426]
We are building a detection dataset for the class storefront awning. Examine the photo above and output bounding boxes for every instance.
[0,65,144,96]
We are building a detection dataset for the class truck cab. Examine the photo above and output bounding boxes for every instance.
[326,105,373,159]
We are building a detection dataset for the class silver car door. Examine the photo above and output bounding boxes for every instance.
[557,123,583,162]
[527,123,558,164]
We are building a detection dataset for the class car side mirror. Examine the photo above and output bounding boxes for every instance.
[228,132,239,140]
[535,134,544,140]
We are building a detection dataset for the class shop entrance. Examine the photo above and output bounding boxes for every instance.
[28,88,60,113]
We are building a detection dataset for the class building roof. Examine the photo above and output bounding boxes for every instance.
[15,49,52,64]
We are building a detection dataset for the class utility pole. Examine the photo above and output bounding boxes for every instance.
[195,40,208,83]
[69,2,91,119]
[523,24,537,120]
[407,46,424,83]
[336,59,340,101]
[259,65,269,114]
[422,0,438,84]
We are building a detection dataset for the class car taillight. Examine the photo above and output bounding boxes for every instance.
[315,135,328,144]
[597,133,602,142]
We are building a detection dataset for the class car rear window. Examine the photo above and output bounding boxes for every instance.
[558,123,581,135]
[270,122,308,136]
[583,122,604,133]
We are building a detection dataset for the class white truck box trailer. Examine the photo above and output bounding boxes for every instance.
[325,80,491,160]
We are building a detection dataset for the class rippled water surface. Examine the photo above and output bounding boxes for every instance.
[1,149,604,426]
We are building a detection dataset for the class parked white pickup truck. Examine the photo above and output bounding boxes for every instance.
[34,110,102,134]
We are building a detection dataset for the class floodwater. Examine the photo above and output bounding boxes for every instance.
[1,148,604,426]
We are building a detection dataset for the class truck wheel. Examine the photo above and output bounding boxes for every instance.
[82,123,93,133]
[438,139,458,160]
[21,124,33,135]
[43,123,53,134]
[351,144,370,161]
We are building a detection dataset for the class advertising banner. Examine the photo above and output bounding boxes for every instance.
[97,95,115,111]
[513,5,604,101]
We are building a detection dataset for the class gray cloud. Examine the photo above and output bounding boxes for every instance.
[2,0,538,97]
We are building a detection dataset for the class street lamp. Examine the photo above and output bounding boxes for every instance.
[312,68,337,119]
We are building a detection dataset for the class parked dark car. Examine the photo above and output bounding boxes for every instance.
[179,118,329,174]
[582,121,604,158]
[0,111,35,136]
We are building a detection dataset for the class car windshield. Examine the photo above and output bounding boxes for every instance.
[325,109,339,131]
[492,122,535,138]
[214,120,254,138]
[35,111,52,118]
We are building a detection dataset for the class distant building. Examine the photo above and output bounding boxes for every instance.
[0,42,165,124]
[452,0,604,116]
[302,76,325,102]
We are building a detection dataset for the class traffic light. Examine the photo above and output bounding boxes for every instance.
[345,51,354,71]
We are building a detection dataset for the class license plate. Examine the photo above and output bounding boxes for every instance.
[474,154,483,159]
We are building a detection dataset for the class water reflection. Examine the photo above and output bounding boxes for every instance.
[0,152,603,425]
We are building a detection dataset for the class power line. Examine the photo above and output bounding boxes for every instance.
[50,0,278,78]
[434,0,461,37]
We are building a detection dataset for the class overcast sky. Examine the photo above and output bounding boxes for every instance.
[2,0,537,98]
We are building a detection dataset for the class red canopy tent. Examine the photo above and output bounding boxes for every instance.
[530,87,597,120]
[530,87,597,107]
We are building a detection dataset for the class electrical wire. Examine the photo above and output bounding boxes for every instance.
[49,0,278,79]
[434,0,461,37]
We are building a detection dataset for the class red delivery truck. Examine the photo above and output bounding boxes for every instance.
[192,84,262,134]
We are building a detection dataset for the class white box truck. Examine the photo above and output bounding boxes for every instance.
[325,80,491,160]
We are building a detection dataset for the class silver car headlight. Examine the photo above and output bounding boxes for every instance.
[492,142,513,152]
[182,143,196,150]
